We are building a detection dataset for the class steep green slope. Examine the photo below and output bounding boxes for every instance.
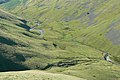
[0,0,10,4]
[0,8,120,80]
[0,0,120,80]
[0,0,27,10]
[1,0,119,60]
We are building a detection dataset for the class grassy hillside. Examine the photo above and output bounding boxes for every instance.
[0,70,85,80]
[0,0,27,10]
[1,0,119,59]
[0,0,120,80]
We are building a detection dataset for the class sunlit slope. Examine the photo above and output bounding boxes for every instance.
[0,0,27,10]
[0,0,120,80]
[1,0,119,61]
[0,8,120,80]
[0,9,102,71]
[0,70,85,80]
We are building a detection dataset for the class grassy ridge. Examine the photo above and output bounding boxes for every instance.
[0,70,85,80]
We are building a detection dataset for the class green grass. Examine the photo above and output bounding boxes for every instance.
[0,0,27,10]
[0,0,120,80]
[0,0,21,9]
[0,70,85,80]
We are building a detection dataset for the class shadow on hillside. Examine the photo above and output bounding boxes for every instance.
[15,23,30,31]
[0,53,29,72]
[0,16,7,19]
[16,19,30,31]
[0,0,10,4]
[0,44,29,72]
[0,36,17,46]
